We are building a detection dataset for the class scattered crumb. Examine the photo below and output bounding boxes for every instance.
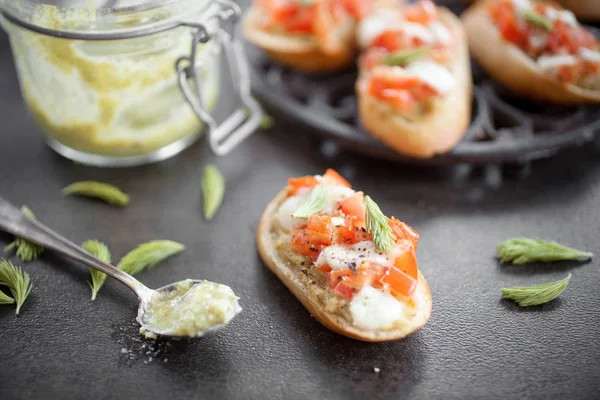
[121,348,128,354]
[373,367,381,373]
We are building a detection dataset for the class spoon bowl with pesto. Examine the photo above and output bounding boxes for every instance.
[0,196,242,339]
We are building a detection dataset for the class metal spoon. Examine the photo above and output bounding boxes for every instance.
[0,196,241,338]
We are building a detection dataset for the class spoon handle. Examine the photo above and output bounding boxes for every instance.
[0,196,146,296]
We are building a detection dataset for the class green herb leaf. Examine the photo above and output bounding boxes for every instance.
[82,240,112,301]
[364,196,396,252]
[260,113,274,130]
[383,46,431,66]
[292,185,328,219]
[4,206,45,262]
[502,273,571,307]
[0,289,15,305]
[117,240,185,276]
[298,0,314,6]
[202,164,226,221]
[497,238,592,264]
[0,259,33,315]
[62,181,129,207]
[522,9,552,31]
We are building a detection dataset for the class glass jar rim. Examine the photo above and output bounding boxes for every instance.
[0,0,213,40]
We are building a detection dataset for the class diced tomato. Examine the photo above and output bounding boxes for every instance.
[328,262,386,298]
[342,0,372,19]
[558,64,574,83]
[334,223,356,244]
[323,168,351,187]
[307,215,334,238]
[389,218,419,249]
[333,215,371,245]
[338,192,365,221]
[290,228,332,259]
[318,264,332,273]
[371,30,407,53]
[381,265,418,298]
[393,239,418,280]
[256,0,318,34]
[404,0,438,25]
[369,81,419,113]
[283,7,316,33]
[367,65,441,112]
[359,47,388,71]
[488,1,528,48]
[287,175,319,195]
[548,24,597,54]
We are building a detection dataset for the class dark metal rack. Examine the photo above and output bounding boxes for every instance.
[246,0,600,167]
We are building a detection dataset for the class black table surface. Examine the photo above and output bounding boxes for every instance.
[2,19,600,400]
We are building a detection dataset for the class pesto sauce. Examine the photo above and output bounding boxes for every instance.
[141,279,241,338]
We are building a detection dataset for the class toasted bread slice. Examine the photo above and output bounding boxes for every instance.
[356,8,472,158]
[242,8,356,73]
[256,189,432,342]
[462,0,600,104]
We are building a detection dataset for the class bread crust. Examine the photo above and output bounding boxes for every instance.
[256,189,432,342]
[465,0,600,19]
[242,9,356,73]
[462,0,600,104]
[556,0,600,20]
[356,8,472,158]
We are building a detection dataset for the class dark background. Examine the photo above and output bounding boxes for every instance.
[2,3,600,399]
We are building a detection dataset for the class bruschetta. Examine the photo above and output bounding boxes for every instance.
[243,0,363,73]
[355,0,472,158]
[462,0,600,104]
[256,169,432,342]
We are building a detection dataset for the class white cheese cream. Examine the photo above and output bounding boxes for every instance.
[580,48,600,63]
[510,0,532,14]
[545,8,578,27]
[276,195,308,231]
[405,61,457,94]
[315,240,402,270]
[350,285,405,330]
[358,12,400,49]
[358,15,451,49]
[537,54,577,70]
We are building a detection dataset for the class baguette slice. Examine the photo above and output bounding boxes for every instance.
[356,8,472,158]
[256,188,432,342]
[462,0,600,104]
[242,8,356,73]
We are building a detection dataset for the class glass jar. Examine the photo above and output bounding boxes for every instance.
[0,0,262,166]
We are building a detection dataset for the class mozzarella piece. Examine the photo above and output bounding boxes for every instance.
[428,21,451,45]
[275,195,307,231]
[580,48,600,63]
[358,14,396,49]
[510,0,532,14]
[398,21,436,44]
[321,184,355,214]
[545,8,578,27]
[405,61,457,94]
[537,54,577,71]
[350,285,405,330]
[528,31,549,51]
[315,241,402,271]
[331,216,346,226]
